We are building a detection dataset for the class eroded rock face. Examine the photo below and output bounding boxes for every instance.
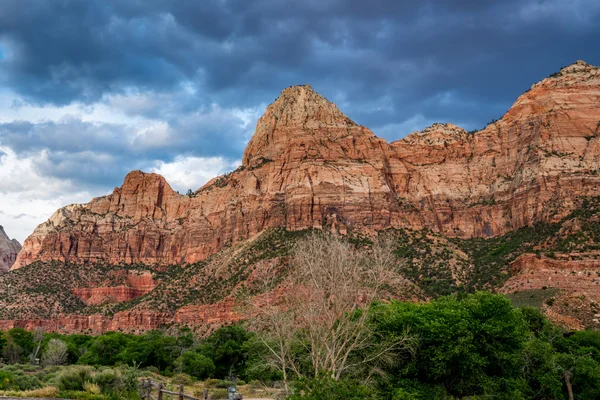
[0,226,21,273]
[501,252,600,330]
[14,62,600,270]
[73,271,156,305]
[0,311,171,335]
[6,62,600,334]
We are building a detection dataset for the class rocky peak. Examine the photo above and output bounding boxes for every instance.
[0,225,21,273]
[402,122,468,145]
[266,84,354,128]
[0,226,8,240]
[89,170,180,220]
[242,84,362,166]
[119,170,172,192]
[531,59,599,89]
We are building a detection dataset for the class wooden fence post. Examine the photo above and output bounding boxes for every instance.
[158,382,164,400]
[204,389,209,400]
[179,384,185,400]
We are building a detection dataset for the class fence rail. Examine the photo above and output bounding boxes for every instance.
[141,378,208,400]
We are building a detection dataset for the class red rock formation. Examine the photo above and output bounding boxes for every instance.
[501,252,600,329]
[502,253,600,295]
[0,310,171,335]
[0,226,21,273]
[13,61,600,270]
[73,271,155,305]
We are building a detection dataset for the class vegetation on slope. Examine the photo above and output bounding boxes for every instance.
[2,198,599,321]
[1,294,600,399]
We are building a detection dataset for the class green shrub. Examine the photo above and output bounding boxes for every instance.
[208,388,229,399]
[204,378,220,388]
[56,365,95,391]
[0,370,15,390]
[12,373,42,390]
[215,379,235,388]
[288,375,378,399]
[92,368,117,392]
[171,373,194,385]
[144,366,160,374]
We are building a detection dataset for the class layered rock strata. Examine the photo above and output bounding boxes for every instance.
[13,61,600,270]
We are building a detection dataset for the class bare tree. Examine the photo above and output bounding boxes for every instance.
[243,232,415,392]
[30,327,45,364]
[41,338,68,366]
[242,264,300,394]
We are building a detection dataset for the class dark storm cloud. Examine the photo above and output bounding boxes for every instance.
[0,0,599,190]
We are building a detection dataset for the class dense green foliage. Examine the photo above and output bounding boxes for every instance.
[283,293,600,399]
[1,325,252,382]
[2,293,600,399]
[288,375,378,400]
[0,363,140,399]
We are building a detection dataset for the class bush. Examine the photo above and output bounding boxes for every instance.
[92,368,117,392]
[172,373,194,385]
[112,366,140,396]
[208,388,229,399]
[0,386,60,398]
[56,365,95,391]
[215,379,235,388]
[204,378,221,388]
[288,376,378,399]
[42,338,68,366]
[144,366,160,374]
[12,373,42,390]
[0,371,15,390]
[83,381,102,394]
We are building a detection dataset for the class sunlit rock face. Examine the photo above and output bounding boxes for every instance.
[13,62,600,270]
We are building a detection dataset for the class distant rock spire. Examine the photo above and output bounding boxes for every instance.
[0,225,21,273]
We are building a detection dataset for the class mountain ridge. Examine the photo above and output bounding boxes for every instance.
[13,60,600,269]
[2,60,600,332]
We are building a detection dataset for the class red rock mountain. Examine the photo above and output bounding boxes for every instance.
[2,61,600,333]
[13,61,600,270]
[0,226,21,273]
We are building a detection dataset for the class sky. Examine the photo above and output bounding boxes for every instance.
[0,0,599,243]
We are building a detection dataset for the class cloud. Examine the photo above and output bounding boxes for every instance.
[0,146,99,242]
[151,156,240,193]
[0,0,599,242]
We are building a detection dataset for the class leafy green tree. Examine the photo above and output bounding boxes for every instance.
[0,331,6,357]
[176,351,215,379]
[77,332,131,365]
[197,324,252,378]
[63,333,95,364]
[117,331,179,370]
[6,328,34,358]
[374,292,528,398]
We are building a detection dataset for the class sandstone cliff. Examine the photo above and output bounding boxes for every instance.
[0,226,21,273]
[2,61,600,333]
[13,61,600,270]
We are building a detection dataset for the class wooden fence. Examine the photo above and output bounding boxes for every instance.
[140,378,208,400]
